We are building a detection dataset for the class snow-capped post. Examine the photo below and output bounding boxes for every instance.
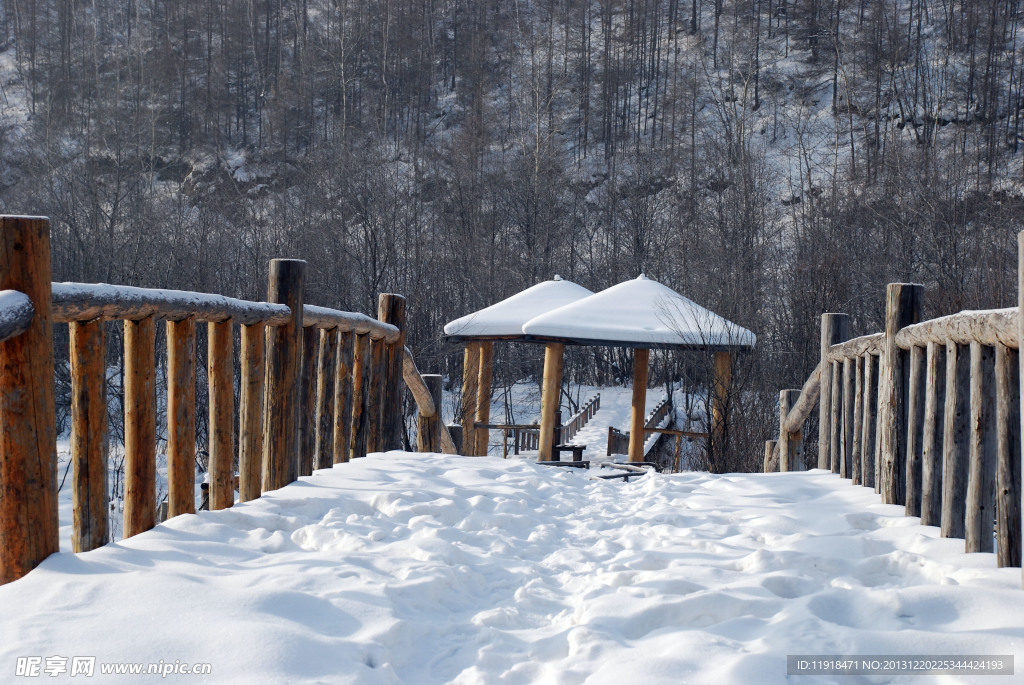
[124,315,157,538]
[878,283,923,506]
[378,293,407,452]
[70,319,108,552]
[417,374,443,452]
[778,389,801,471]
[262,258,306,492]
[818,313,850,470]
[475,341,494,456]
[348,332,370,460]
[994,342,1020,568]
[628,348,651,463]
[920,342,946,526]
[460,341,481,456]
[764,440,777,472]
[709,350,732,472]
[238,322,265,502]
[332,331,354,464]
[313,328,339,470]
[166,317,196,517]
[538,342,565,461]
[905,344,928,517]
[860,353,880,490]
[0,216,58,583]
[965,342,997,553]
[841,357,855,477]
[298,325,318,475]
[941,341,970,539]
[851,357,864,483]
[208,320,235,510]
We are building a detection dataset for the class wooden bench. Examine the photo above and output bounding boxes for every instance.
[553,444,586,461]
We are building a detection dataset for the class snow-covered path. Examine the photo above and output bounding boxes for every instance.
[2,454,1022,684]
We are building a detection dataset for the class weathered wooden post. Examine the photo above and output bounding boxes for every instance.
[851,357,864,483]
[0,216,58,582]
[332,331,354,463]
[313,328,338,470]
[965,342,997,553]
[379,294,407,452]
[448,424,464,454]
[70,319,108,552]
[124,315,156,538]
[208,320,234,510]
[460,341,481,456]
[366,335,387,453]
[298,325,318,475]
[475,341,494,456]
[830,359,843,473]
[878,283,924,505]
[941,341,970,539]
[779,389,802,471]
[764,440,777,473]
[709,350,732,473]
[860,353,879,489]
[1017,231,1024,586]
[628,348,651,463]
[905,344,927,517]
[538,342,565,461]
[841,356,855,477]
[262,259,306,492]
[166,318,196,516]
[348,333,370,460]
[417,374,443,452]
[819,314,850,470]
[995,342,1021,567]
[920,341,946,526]
[238,322,265,501]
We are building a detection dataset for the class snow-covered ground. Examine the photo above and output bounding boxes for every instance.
[4,453,1022,684]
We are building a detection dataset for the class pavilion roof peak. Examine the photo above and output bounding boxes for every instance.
[443,277,594,340]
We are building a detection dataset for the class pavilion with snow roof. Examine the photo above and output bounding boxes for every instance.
[443,275,755,467]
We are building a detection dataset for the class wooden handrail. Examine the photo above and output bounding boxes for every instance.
[895,307,1017,349]
[825,332,884,362]
[0,290,34,342]
[304,304,400,342]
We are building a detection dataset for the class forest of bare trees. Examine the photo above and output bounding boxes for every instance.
[1,0,1023,470]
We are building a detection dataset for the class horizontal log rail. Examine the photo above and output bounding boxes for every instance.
[825,332,884,363]
[304,305,400,342]
[561,394,601,444]
[0,290,34,342]
[895,308,1017,350]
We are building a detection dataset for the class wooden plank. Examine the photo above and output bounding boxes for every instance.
[378,294,407,452]
[313,328,338,471]
[208,320,235,510]
[298,325,318,475]
[475,341,494,456]
[417,374,443,452]
[460,342,481,455]
[995,343,1021,567]
[819,314,850,469]
[348,333,370,461]
[538,343,565,461]
[123,316,156,538]
[860,353,879,490]
[905,344,927,517]
[238,322,265,502]
[920,341,946,527]
[965,342,997,553]
[941,342,971,539]
[841,357,854,478]
[166,318,196,517]
[851,357,863,484]
[628,348,651,463]
[70,319,108,552]
[333,331,354,464]
[0,216,58,582]
[261,259,305,492]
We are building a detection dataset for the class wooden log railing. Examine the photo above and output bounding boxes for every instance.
[766,233,1024,579]
[607,396,672,457]
[0,215,454,585]
[560,394,601,444]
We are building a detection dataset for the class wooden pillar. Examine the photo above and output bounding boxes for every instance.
[70,319,108,552]
[366,337,387,453]
[378,294,407,452]
[538,342,565,461]
[860,353,879,489]
[262,258,306,492]
[829,360,842,473]
[208,320,234,510]
[819,313,850,469]
[238,322,265,502]
[920,341,946,527]
[878,283,924,505]
[313,328,338,471]
[628,348,651,463]
[296,325,318,475]
[0,216,58,582]
[941,341,971,539]
[475,341,494,456]
[779,389,802,472]
[333,331,354,464]
[995,343,1021,567]
[124,316,156,538]
[417,374,443,452]
[905,344,927,517]
[710,350,732,473]
[348,333,371,461]
[764,440,777,473]
[841,357,854,478]
[166,318,196,517]
[460,341,481,456]
[965,342,997,553]
[1017,231,1024,586]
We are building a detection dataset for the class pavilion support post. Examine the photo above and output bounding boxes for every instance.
[709,350,732,473]
[819,314,851,469]
[166,319,196,517]
[628,348,650,463]
[538,342,565,462]
[70,319,108,552]
[460,341,481,456]
[475,341,494,456]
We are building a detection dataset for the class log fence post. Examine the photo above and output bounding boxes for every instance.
[851,356,863,483]
[208,320,234,510]
[860,353,879,489]
[348,333,370,460]
[166,318,196,517]
[941,341,970,539]
[313,328,338,470]
[841,356,854,477]
[764,440,777,473]
[366,337,387,453]
[965,342,997,553]
[819,314,850,470]
[333,331,354,463]
[417,374,443,452]
[995,342,1021,567]
[70,319,107,552]
[905,344,927,516]
[779,389,801,471]
[920,341,946,526]
[298,325,318,475]
[378,294,407,452]
[124,316,157,538]
[830,359,842,473]
[238,323,265,501]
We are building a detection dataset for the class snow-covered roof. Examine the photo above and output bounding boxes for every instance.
[443,276,594,339]
[521,275,756,349]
